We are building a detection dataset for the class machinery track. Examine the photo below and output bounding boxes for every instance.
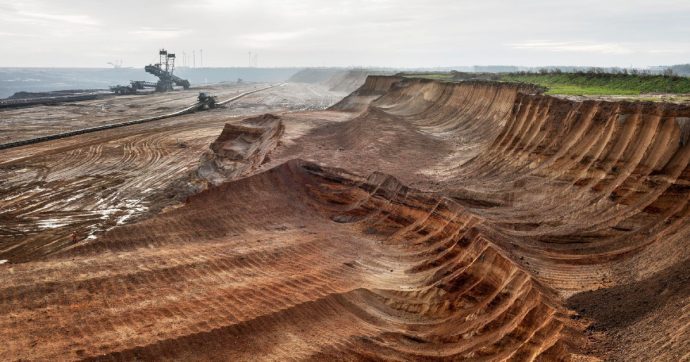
[0,85,277,151]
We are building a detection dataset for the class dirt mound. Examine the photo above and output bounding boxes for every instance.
[197,113,284,186]
[159,113,285,204]
[1,160,591,360]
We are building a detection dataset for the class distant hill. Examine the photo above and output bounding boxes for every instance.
[288,68,394,93]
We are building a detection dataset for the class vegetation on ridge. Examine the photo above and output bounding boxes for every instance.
[501,72,690,95]
[400,70,690,96]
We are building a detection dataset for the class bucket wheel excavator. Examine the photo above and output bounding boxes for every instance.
[110,49,190,95]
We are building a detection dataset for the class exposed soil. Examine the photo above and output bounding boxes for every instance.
[1,75,689,361]
[0,82,346,262]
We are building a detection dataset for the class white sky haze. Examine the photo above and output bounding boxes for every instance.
[0,0,688,67]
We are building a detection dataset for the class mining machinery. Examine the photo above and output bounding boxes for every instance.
[110,49,190,95]
[145,49,191,91]
[110,81,157,95]
[197,92,217,109]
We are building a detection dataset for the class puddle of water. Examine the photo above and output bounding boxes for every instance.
[116,199,148,225]
[37,219,69,229]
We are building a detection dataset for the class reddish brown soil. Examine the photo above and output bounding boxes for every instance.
[0,83,345,262]
[1,76,689,361]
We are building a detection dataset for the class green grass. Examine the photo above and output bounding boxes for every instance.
[499,73,690,95]
[400,71,690,96]
[402,73,455,81]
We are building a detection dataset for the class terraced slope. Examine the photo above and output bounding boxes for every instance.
[1,160,589,360]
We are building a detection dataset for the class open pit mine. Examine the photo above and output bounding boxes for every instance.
[1,74,689,361]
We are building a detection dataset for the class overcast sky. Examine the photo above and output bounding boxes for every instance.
[0,0,688,68]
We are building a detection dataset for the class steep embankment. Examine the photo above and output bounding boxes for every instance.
[451,94,690,283]
[292,77,543,184]
[290,76,690,290]
[447,94,690,359]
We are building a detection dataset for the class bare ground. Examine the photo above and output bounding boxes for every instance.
[1,77,689,361]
